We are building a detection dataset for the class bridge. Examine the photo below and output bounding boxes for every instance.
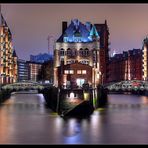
[105,80,148,93]
[1,81,45,91]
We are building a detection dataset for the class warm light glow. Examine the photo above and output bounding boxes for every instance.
[69,70,74,74]
[70,92,75,99]
[77,70,81,74]
[143,45,147,80]
[84,92,89,100]
[82,70,86,74]
[76,78,85,87]
[64,70,69,74]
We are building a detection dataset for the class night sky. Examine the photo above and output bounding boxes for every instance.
[2,4,148,60]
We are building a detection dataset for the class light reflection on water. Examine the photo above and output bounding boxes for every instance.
[0,93,148,144]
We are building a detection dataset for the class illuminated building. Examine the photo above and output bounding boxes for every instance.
[108,49,142,82]
[17,59,29,82]
[0,10,18,84]
[142,37,148,80]
[27,61,42,82]
[54,19,109,88]
[127,49,142,80]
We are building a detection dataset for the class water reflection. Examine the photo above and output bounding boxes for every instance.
[63,118,81,137]
[0,93,148,144]
[141,96,148,104]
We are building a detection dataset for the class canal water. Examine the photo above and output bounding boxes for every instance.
[0,92,148,144]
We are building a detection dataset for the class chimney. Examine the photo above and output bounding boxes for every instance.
[62,21,67,34]
[105,19,107,24]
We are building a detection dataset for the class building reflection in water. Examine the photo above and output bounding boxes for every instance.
[141,96,148,105]
[63,118,82,144]
[1,93,148,144]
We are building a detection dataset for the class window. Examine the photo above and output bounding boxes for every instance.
[77,70,81,74]
[67,61,71,64]
[64,70,69,74]
[64,70,74,74]
[69,70,74,74]
[71,49,77,57]
[67,48,72,56]
[79,48,89,57]
[80,60,89,65]
[77,70,86,74]
[66,60,75,64]
[60,48,65,56]
[82,70,87,74]
[79,48,83,57]
[84,48,89,56]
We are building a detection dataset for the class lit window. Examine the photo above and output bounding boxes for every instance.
[69,70,74,74]
[64,70,69,74]
[77,70,81,74]
[82,70,87,74]
[67,61,71,64]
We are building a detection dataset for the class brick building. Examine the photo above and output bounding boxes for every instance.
[54,19,109,88]
[57,61,92,88]
[142,37,148,80]
[40,59,53,83]
[0,10,18,84]
[27,61,42,82]
[108,48,143,82]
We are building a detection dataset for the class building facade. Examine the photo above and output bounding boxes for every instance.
[27,61,42,82]
[41,59,53,83]
[0,12,18,84]
[54,19,109,88]
[142,37,148,81]
[57,61,92,88]
[108,48,143,82]
[17,59,29,82]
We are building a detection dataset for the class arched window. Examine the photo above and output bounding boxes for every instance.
[71,48,77,57]
[67,48,72,57]
[79,48,83,57]
[84,48,89,56]
[60,48,65,56]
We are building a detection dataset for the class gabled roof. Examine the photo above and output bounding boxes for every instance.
[12,50,17,57]
[57,19,93,43]
[74,29,82,37]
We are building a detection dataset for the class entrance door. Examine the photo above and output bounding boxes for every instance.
[76,78,85,87]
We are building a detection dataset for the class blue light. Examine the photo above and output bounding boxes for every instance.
[62,19,100,43]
